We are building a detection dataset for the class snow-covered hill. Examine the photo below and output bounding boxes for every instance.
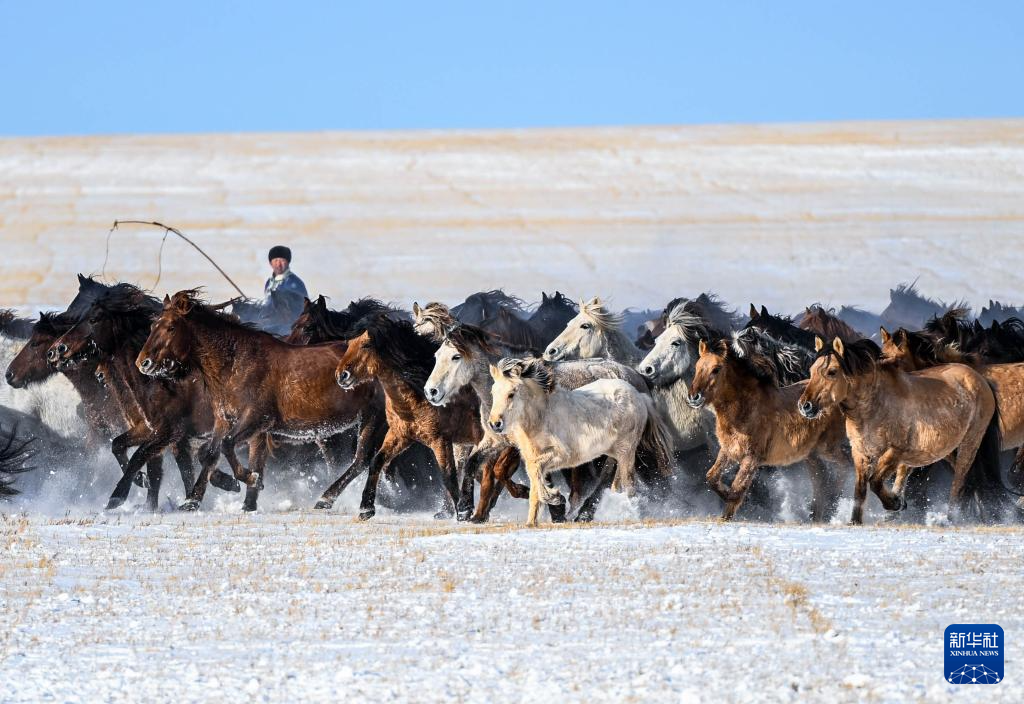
[2,120,1023,314]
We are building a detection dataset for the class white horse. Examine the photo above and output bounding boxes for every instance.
[544,297,643,365]
[423,322,653,521]
[488,357,672,526]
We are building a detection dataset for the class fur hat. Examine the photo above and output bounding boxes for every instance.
[268,245,292,263]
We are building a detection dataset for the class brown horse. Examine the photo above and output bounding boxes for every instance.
[799,337,1007,523]
[687,338,847,521]
[335,316,482,520]
[881,326,1024,506]
[798,305,863,343]
[48,284,240,510]
[136,290,383,512]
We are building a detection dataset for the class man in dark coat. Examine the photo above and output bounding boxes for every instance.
[259,245,308,336]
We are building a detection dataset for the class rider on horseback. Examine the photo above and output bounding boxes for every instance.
[260,245,308,336]
[265,245,308,300]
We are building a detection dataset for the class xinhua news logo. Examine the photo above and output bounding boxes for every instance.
[945,624,1003,684]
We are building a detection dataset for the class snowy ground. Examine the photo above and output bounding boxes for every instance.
[1,512,1021,703]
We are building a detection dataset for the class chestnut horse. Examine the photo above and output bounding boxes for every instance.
[799,337,1007,523]
[687,338,847,521]
[136,290,382,512]
[335,316,482,520]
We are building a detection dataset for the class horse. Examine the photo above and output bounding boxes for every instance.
[979,300,1024,327]
[0,310,36,340]
[335,316,482,520]
[636,293,744,351]
[745,304,819,353]
[479,306,545,351]
[544,297,644,365]
[686,337,847,521]
[424,322,653,522]
[451,290,527,326]
[0,425,34,498]
[729,326,814,385]
[526,291,578,346]
[488,357,673,526]
[284,295,408,346]
[136,290,381,512]
[880,282,965,333]
[799,305,863,343]
[798,337,1008,524]
[48,283,239,510]
[836,305,884,340]
[881,326,1024,509]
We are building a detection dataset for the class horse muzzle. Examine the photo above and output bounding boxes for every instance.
[336,368,354,390]
[489,417,505,433]
[686,392,704,409]
[424,386,447,407]
[543,346,563,362]
[798,400,820,420]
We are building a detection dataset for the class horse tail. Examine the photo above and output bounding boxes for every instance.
[0,425,35,499]
[640,395,675,478]
[264,432,278,460]
[963,389,1010,522]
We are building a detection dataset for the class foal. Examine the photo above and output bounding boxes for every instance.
[687,338,847,521]
[488,357,672,526]
[799,337,1006,523]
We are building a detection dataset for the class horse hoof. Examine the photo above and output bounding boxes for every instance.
[242,502,258,513]
[105,496,126,511]
[357,508,375,521]
[468,514,488,524]
[573,511,595,523]
[209,472,241,493]
[456,509,473,522]
[313,499,333,510]
[178,499,201,512]
[548,503,567,523]
[433,509,454,520]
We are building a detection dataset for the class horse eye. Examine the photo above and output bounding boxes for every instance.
[671,340,682,347]
[507,392,515,400]
[711,366,721,375]
[827,369,837,377]
[452,354,461,361]
[361,342,372,349]
[580,323,592,330]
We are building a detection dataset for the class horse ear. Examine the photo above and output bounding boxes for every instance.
[489,364,502,382]
[832,337,845,356]
[77,273,87,284]
[588,297,600,307]
[541,292,549,303]
[749,303,758,319]
[973,320,984,333]
[760,305,769,317]
[412,302,421,317]
[698,339,708,356]
[814,336,824,352]
[879,327,891,344]
[163,294,171,305]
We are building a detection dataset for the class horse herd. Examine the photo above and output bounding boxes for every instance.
[2,276,1024,526]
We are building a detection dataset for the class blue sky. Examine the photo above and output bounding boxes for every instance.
[2,1,1022,135]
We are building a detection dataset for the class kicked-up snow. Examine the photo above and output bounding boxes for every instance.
[0,513,1020,703]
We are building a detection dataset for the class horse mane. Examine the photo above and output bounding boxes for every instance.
[443,322,499,357]
[88,283,163,350]
[497,356,555,392]
[799,304,862,343]
[453,290,526,320]
[34,311,78,337]
[815,338,884,376]
[0,310,35,340]
[581,298,624,332]
[297,296,404,342]
[580,298,642,361]
[731,327,813,385]
[535,291,578,315]
[666,300,718,344]
[170,290,258,333]
[924,307,974,346]
[691,292,744,332]
[891,282,968,315]
[359,316,438,392]
[892,328,967,367]
[480,307,543,351]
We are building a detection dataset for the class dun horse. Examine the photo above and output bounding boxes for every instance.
[799,337,1007,523]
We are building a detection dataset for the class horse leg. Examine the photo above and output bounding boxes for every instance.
[471,447,520,523]
[722,457,760,521]
[110,424,150,481]
[170,438,197,495]
[525,462,544,527]
[107,436,168,510]
[891,463,913,507]
[1009,446,1024,511]
[180,418,231,510]
[428,438,459,520]
[804,455,832,523]
[704,450,732,501]
[850,452,872,525]
[573,456,614,522]
[869,450,905,513]
[457,446,494,522]
[358,433,411,521]
[241,435,270,512]
[144,455,164,512]
[315,412,386,510]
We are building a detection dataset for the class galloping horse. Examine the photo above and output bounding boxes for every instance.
[488,357,672,526]
[0,425,34,498]
[799,337,1007,523]
[687,337,847,521]
[136,290,381,512]
[335,316,482,520]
